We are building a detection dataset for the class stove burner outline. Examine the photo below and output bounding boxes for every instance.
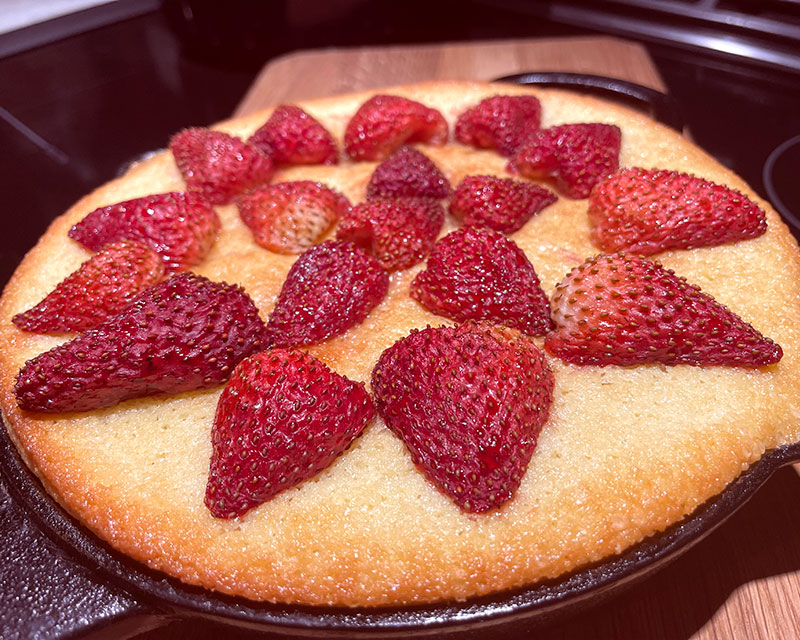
[763,133,800,231]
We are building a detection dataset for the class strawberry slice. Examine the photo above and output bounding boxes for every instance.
[13,241,164,334]
[68,191,220,274]
[248,105,338,166]
[170,128,274,205]
[237,181,351,254]
[206,348,374,519]
[14,273,268,413]
[508,123,621,199]
[372,322,554,513]
[449,175,557,233]
[264,240,389,348]
[336,198,444,272]
[411,227,553,336]
[455,95,542,156]
[344,95,448,162]
[365,146,451,200]
[588,167,768,255]
[545,252,782,367]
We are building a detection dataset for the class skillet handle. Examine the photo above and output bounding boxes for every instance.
[0,471,172,639]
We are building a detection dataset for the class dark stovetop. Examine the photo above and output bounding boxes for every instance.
[1,2,800,639]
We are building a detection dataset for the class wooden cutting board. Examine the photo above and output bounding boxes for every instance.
[193,36,800,640]
[235,36,668,115]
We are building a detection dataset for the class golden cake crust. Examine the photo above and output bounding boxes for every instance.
[2,81,800,607]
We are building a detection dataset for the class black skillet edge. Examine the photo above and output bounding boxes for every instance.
[495,71,685,131]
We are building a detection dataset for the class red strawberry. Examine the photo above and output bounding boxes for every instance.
[365,146,451,200]
[545,252,782,367]
[588,167,768,255]
[237,181,351,254]
[14,273,268,413]
[13,241,164,334]
[205,348,374,518]
[68,191,220,274]
[264,240,389,348]
[455,95,542,156]
[336,198,444,271]
[411,227,553,336]
[170,128,274,205]
[372,322,553,513]
[248,105,338,166]
[449,175,557,233]
[508,123,621,199]
[344,94,448,162]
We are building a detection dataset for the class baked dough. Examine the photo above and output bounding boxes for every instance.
[2,81,799,607]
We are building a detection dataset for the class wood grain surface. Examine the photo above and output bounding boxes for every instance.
[235,36,668,115]
[139,36,800,640]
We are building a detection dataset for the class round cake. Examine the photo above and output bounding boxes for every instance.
[2,81,799,607]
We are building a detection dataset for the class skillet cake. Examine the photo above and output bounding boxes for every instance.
[2,81,800,607]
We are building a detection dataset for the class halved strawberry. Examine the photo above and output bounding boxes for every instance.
[336,198,444,271]
[588,167,768,255]
[365,146,451,200]
[545,252,782,367]
[508,123,621,199]
[237,181,351,254]
[14,273,268,413]
[264,240,389,348]
[205,348,374,519]
[454,95,542,156]
[449,175,557,233]
[344,95,448,162]
[411,226,553,336]
[13,241,164,334]
[248,105,338,166]
[170,128,274,205]
[372,321,554,513]
[68,191,220,274]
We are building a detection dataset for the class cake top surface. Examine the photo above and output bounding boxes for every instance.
[1,80,799,607]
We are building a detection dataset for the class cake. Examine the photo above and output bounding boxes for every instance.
[1,81,799,608]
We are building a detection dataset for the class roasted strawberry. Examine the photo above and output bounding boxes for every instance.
[372,322,553,513]
[237,181,351,254]
[449,175,557,233]
[68,191,220,274]
[264,240,389,348]
[13,241,164,334]
[170,128,274,205]
[337,198,444,271]
[545,252,782,367]
[344,95,448,161]
[365,146,451,200]
[248,105,338,166]
[411,227,552,336]
[454,95,542,156]
[588,167,768,255]
[508,123,621,199]
[14,273,268,413]
[206,348,374,518]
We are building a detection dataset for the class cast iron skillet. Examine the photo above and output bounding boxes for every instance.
[0,74,792,639]
[5,420,800,639]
